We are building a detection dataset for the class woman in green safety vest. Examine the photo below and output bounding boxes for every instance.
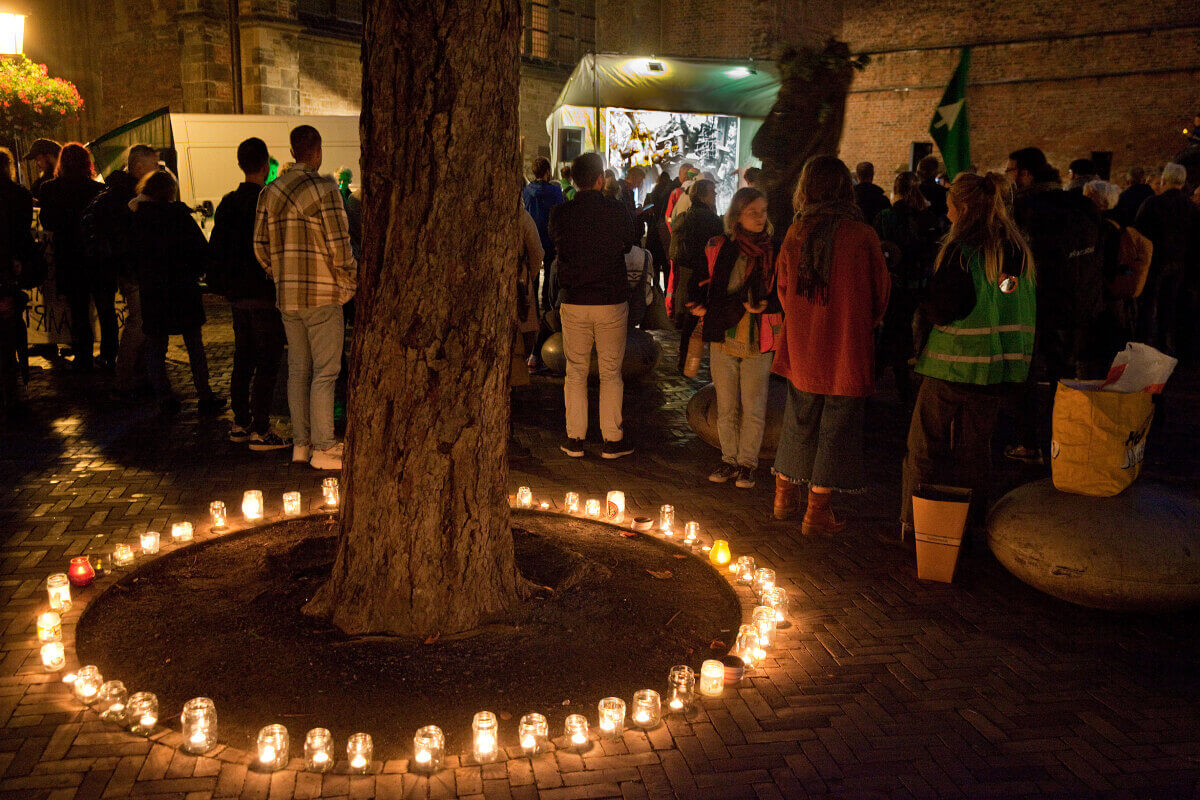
[900,171,1036,539]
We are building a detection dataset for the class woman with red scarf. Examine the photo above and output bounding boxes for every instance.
[687,187,781,489]
[772,156,890,534]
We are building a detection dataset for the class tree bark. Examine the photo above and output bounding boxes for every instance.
[303,0,523,636]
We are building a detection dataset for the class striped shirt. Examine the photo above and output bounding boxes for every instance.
[253,163,357,312]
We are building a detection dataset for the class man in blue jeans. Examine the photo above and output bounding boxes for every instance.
[254,126,357,470]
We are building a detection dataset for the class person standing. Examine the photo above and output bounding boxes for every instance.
[38,143,111,372]
[1114,167,1154,227]
[771,156,890,531]
[0,148,34,414]
[1133,163,1195,354]
[129,170,223,415]
[548,151,638,459]
[853,161,891,225]
[901,173,1036,537]
[669,179,723,370]
[254,125,357,470]
[1065,158,1098,193]
[917,155,948,218]
[22,139,60,201]
[209,138,289,450]
[521,157,565,313]
[689,187,779,488]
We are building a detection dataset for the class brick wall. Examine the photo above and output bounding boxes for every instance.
[298,34,361,115]
[519,63,570,173]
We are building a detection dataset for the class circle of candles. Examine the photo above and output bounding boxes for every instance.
[606,490,625,523]
[516,486,533,508]
[564,713,590,751]
[735,556,756,585]
[242,490,264,521]
[113,543,134,567]
[140,531,160,555]
[735,624,761,671]
[471,710,499,763]
[709,540,731,566]
[764,586,790,629]
[683,521,700,547]
[322,477,340,507]
[127,692,157,736]
[666,665,695,713]
[171,522,194,543]
[256,724,289,771]
[46,574,71,611]
[658,504,675,534]
[37,611,62,643]
[40,642,65,672]
[97,680,128,724]
[68,556,95,587]
[72,666,103,702]
[631,689,662,729]
[699,659,724,697]
[584,498,602,518]
[597,697,625,739]
[346,732,373,773]
[209,501,228,530]
[282,491,302,517]
[180,697,218,754]
[564,492,580,514]
[412,725,444,772]
[752,567,776,599]
[518,712,548,756]
[304,728,334,772]
[752,605,777,650]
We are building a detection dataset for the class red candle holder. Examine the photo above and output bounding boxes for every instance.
[68,556,95,587]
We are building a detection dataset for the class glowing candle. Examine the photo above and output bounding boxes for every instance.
[658,504,675,534]
[180,697,217,754]
[735,623,761,670]
[256,724,289,771]
[37,611,61,643]
[699,659,724,697]
[764,586,790,629]
[631,689,661,729]
[597,697,625,739]
[735,556,756,585]
[72,666,103,702]
[346,732,372,773]
[40,642,65,671]
[97,681,128,724]
[322,477,339,507]
[709,540,731,566]
[752,567,776,599]
[540,501,550,510]
[304,728,334,772]
[683,521,700,547]
[68,556,95,587]
[606,490,625,523]
[518,712,548,756]
[471,710,498,763]
[564,492,580,514]
[209,501,228,529]
[412,725,443,772]
[752,605,777,649]
[585,499,602,518]
[46,573,71,611]
[666,665,695,713]
[564,714,589,751]
[242,490,263,521]
[171,522,193,542]
[127,692,157,736]
[282,491,302,516]
[516,486,532,508]
[113,544,134,567]
[140,531,160,555]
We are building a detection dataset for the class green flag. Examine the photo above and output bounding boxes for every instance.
[930,47,971,179]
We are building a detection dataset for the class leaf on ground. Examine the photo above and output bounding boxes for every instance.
[620,530,637,538]
[709,640,725,650]
[499,711,513,721]
[423,632,440,645]
[646,569,673,579]
[673,554,687,559]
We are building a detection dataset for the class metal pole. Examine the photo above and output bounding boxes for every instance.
[592,51,599,157]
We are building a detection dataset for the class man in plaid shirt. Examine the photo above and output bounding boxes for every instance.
[254,125,357,470]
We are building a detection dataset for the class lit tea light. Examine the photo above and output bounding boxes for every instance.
[699,659,724,697]
[72,666,103,702]
[518,712,548,756]
[735,624,761,670]
[282,491,302,516]
[516,486,532,508]
[171,522,194,542]
[68,556,95,587]
[564,713,589,751]
[564,492,580,514]
[666,665,695,713]
[735,556,756,585]
[46,573,71,611]
[256,724,289,771]
[598,697,625,739]
[322,477,339,507]
[540,501,550,510]
[658,504,675,534]
[140,531,160,555]
[209,501,228,530]
[304,728,334,772]
[709,540,731,566]
[584,499,602,518]
[471,710,498,763]
[412,725,444,772]
[752,567,776,599]
[764,586,790,629]
[683,521,700,547]
[40,642,65,672]
[127,692,157,736]
[752,605,777,649]
[606,490,625,523]
[37,611,62,643]
[631,689,661,729]
[113,543,134,566]
[242,490,264,521]
[180,697,217,754]
[346,732,372,773]
[97,680,128,724]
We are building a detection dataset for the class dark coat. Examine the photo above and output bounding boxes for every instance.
[1134,188,1197,273]
[80,170,137,284]
[38,176,105,289]
[669,200,723,321]
[208,182,275,306]
[130,201,209,336]
[521,179,565,259]
[1113,182,1154,227]
[0,179,34,286]
[854,182,891,228]
[548,189,637,306]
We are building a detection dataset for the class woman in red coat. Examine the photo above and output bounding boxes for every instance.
[772,156,890,534]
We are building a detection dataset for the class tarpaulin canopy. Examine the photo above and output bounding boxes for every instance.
[551,53,780,120]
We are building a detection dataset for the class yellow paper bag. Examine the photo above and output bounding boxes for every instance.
[1050,381,1154,497]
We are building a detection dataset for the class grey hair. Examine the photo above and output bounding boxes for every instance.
[1162,163,1187,188]
[1084,180,1120,210]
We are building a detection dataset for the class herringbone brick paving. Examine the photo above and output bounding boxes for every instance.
[2,299,1200,799]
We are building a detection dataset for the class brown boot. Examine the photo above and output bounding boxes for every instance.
[801,489,846,536]
[773,475,800,520]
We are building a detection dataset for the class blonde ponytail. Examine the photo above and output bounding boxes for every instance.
[933,172,1035,286]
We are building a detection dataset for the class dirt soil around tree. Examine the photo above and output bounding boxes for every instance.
[76,511,742,756]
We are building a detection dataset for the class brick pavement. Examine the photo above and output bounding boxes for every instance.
[3,300,1200,799]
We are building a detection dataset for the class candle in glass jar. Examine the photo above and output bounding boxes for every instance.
[564,491,580,514]
[471,710,498,763]
[304,727,334,772]
[113,543,134,566]
[699,659,724,697]
[256,724,289,771]
[127,692,157,736]
[516,486,532,508]
[665,664,695,713]
[171,522,193,542]
[597,697,625,739]
[631,689,661,729]
[140,530,160,555]
[68,556,95,587]
[735,624,761,670]
[564,714,590,751]
[181,697,217,754]
[518,712,548,755]
[683,521,700,547]
[209,500,228,529]
[752,605,777,649]
[97,680,128,724]
[752,567,776,598]
[658,504,675,534]
[764,586,790,629]
[282,491,302,516]
[322,477,339,507]
[46,573,71,611]
[735,556,756,585]
[37,611,62,643]
[584,499,602,518]
[346,732,372,773]
[412,725,444,772]
[709,539,731,566]
[606,490,625,523]
[40,642,65,671]
[242,490,264,521]
[72,665,103,702]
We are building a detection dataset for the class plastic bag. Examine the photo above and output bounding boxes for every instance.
[1100,343,1177,394]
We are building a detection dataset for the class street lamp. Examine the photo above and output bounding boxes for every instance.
[0,12,24,56]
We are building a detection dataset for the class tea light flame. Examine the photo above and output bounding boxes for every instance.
[521,736,535,750]
[635,712,649,723]
[189,731,206,745]
[669,699,682,710]
[350,755,366,769]
[414,749,430,764]
[259,746,276,763]
[140,715,156,727]
[571,732,587,745]
[600,721,614,732]
[477,734,495,753]
[80,684,96,698]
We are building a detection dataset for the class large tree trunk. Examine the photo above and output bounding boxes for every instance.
[303,0,523,636]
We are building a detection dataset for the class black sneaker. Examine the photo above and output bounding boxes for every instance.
[248,431,291,451]
[229,423,251,443]
[734,466,757,489]
[708,462,739,483]
[198,395,227,415]
[560,438,585,458]
[602,439,634,459]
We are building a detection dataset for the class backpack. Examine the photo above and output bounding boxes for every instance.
[1113,225,1152,299]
